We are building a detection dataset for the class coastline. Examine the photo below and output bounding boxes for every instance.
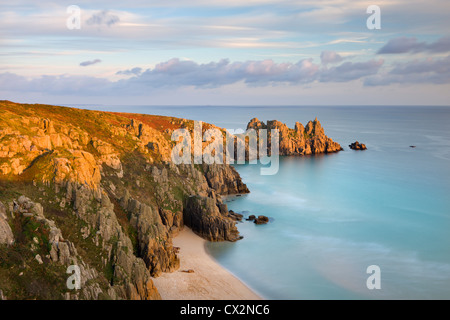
[152,227,262,300]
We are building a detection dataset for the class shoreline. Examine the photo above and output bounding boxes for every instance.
[152,227,263,300]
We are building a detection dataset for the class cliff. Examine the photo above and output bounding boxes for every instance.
[0,101,247,300]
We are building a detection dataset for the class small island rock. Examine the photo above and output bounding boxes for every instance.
[349,141,367,150]
[254,215,269,225]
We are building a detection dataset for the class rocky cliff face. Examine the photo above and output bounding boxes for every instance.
[247,117,342,156]
[184,195,241,242]
[202,163,250,195]
[0,201,14,246]
[0,100,249,300]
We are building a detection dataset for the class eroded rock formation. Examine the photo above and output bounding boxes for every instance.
[246,117,342,156]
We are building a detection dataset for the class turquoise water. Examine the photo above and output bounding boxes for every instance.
[80,105,450,299]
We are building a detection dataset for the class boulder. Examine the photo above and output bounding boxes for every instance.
[0,201,14,246]
[228,211,243,221]
[349,141,367,150]
[254,215,269,225]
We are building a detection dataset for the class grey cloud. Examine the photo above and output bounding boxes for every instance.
[320,51,344,65]
[124,58,322,89]
[80,59,102,67]
[0,72,112,95]
[378,36,450,54]
[391,55,450,75]
[1,57,388,96]
[426,36,450,53]
[364,55,450,86]
[320,60,384,83]
[116,67,143,76]
[86,10,120,27]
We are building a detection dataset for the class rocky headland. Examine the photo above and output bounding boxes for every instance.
[0,100,341,300]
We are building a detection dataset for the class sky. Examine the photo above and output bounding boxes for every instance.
[1,0,450,106]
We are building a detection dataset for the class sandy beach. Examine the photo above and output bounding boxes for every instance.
[152,227,262,300]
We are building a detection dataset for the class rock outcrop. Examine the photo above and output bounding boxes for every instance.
[0,201,14,246]
[245,214,269,224]
[254,215,269,225]
[349,141,367,150]
[184,195,241,242]
[63,184,162,300]
[246,117,342,156]
[202,163,250,195]
[9,195,107,299]
[120,192,180,277]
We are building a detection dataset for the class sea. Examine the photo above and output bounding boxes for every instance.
[76,104,450,300]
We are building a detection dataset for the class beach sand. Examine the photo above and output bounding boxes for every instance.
[152,227,262,300]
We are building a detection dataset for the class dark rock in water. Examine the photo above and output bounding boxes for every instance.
[228,211,243,221]
[246,215,256,221]
[254,215,269,225]
[349,141,367,150]
[410,146,416,148]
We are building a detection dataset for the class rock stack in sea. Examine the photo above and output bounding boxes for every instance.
[349,141,367,150]
[246,117,342,156]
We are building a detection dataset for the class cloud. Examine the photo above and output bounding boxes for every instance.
[378,36,450,54]
[427,36,450,53]
[320,59,384,83]
[0,72,111,95]
[0,57,388,98]
[126,58,321,88]
[391,55,450,75]
[320,51,344,65]
[80,59,102,67]
[127,58,384,89]
[365,55,450,86]
[116,67,143,76]
[86,10,120,27]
